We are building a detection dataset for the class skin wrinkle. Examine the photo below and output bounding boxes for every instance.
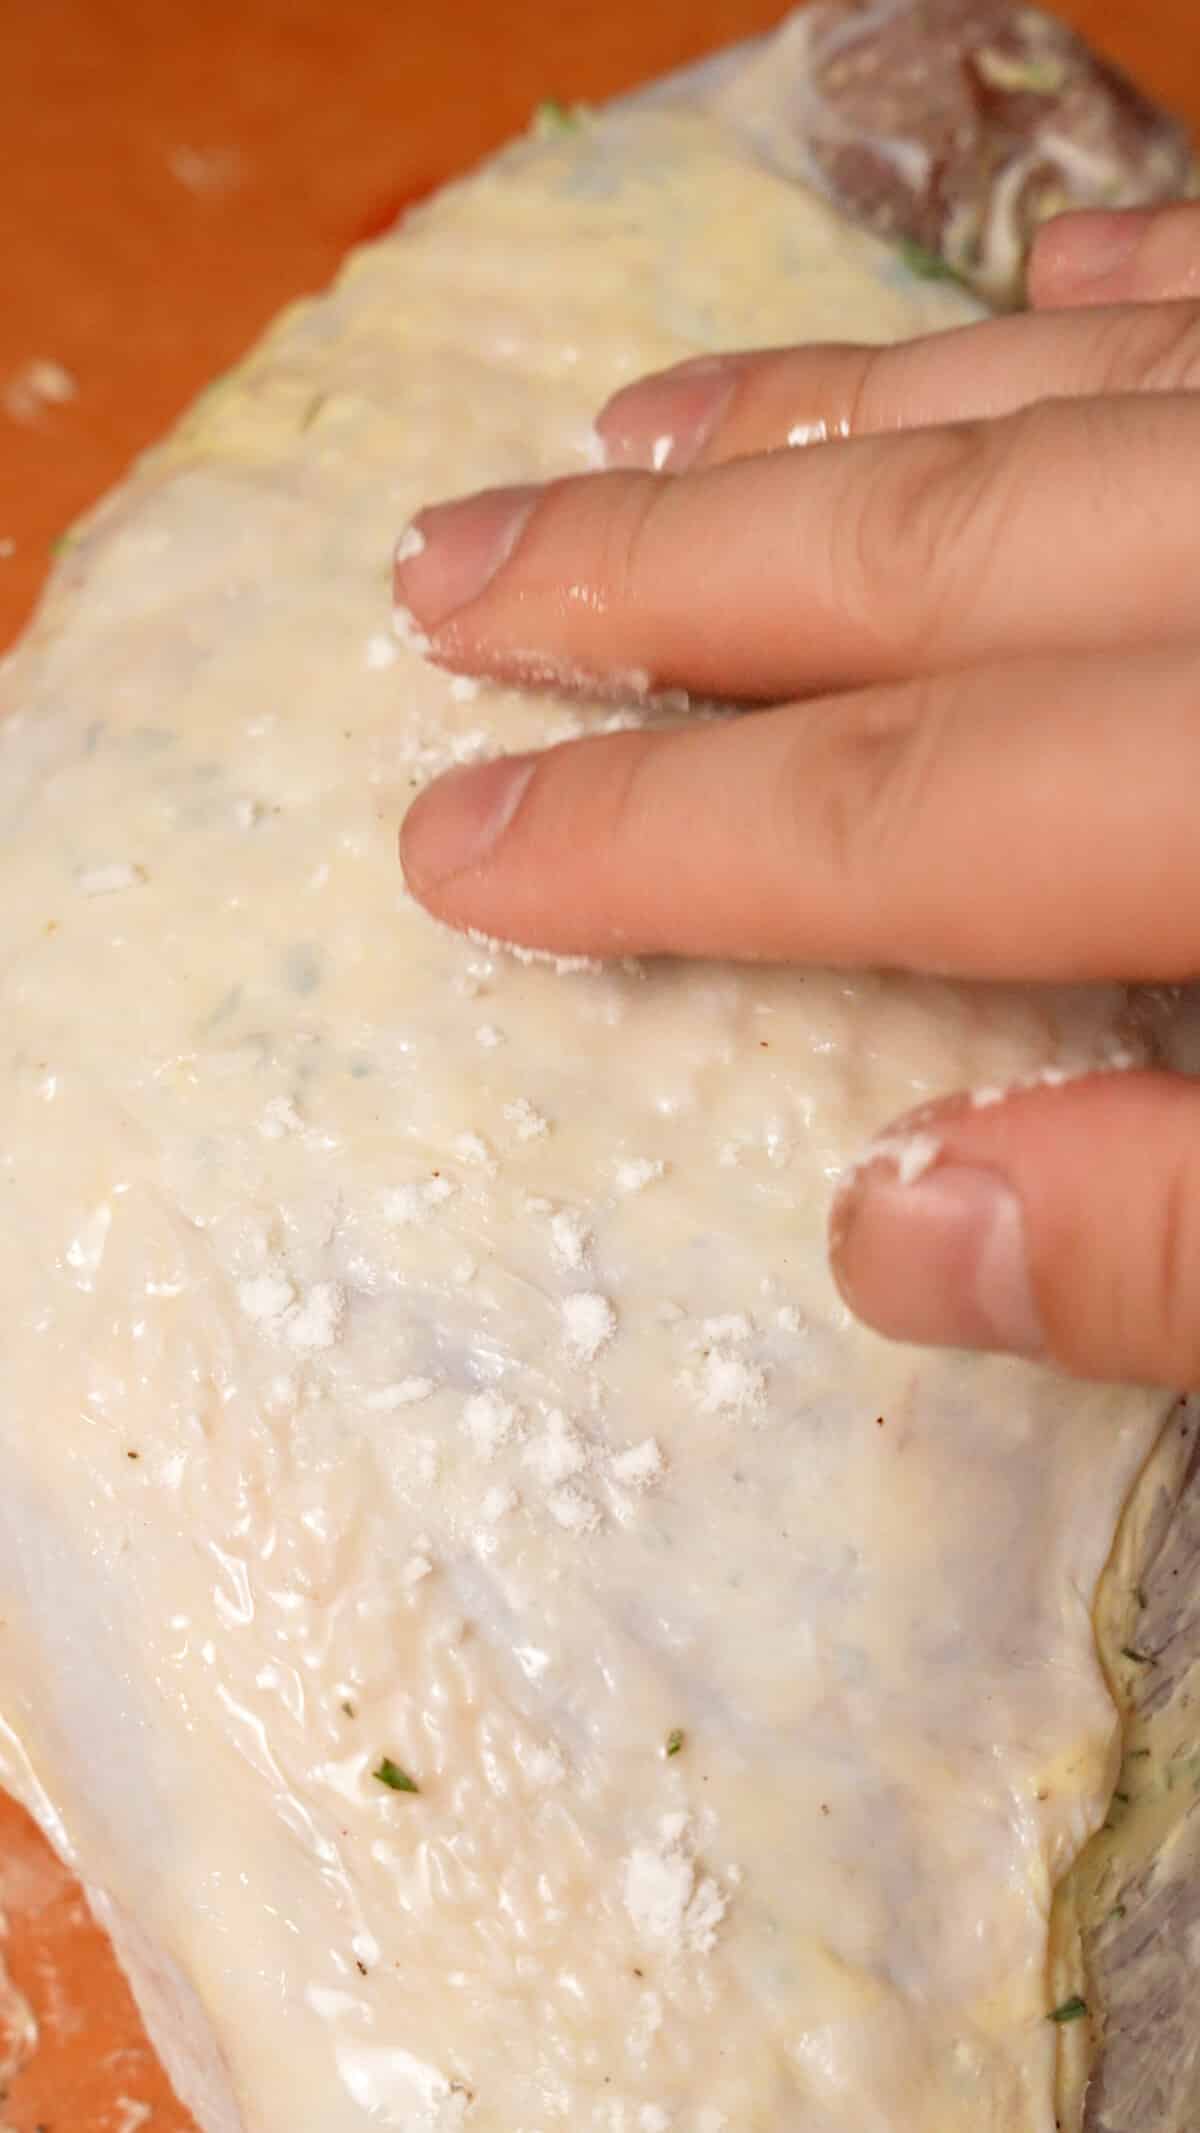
[782,688,928,937]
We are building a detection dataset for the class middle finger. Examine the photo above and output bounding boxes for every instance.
[395,392,1200,705]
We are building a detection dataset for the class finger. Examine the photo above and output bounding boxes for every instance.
[594,299,1200,471]
[1029,200,1200,311]
[830,1071,1200,1389]
[393,394,1200,704]
[399,641,1200,979]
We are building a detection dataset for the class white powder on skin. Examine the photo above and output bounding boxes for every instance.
[75,861,146,896]
[505,1097,549,1140]
[462,1390,520,1458]
[453,1132,496,1170]
[609,1438,663,1490]
[366,1378,437,1411]
[692,1349,765,1416]
[622,1816,727,1957]
[615,1157,665,1194]
[562,1292,616,1363]
[549,1484,600,1534]
[364,633,399,671]
[285,1282,345,1353]
[550,1209,591,1270]
[381,1176,457,1227]
[238,1271,295,1324]
[524,1409,588,1486]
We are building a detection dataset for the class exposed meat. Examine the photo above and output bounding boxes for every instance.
[716,0,1195,304]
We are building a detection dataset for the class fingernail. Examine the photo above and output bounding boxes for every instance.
[393,485,539,635]
[400,752,538,892]
[832,1161,1044,1358]
[596,356,744,472]
[1040,206,1155,290]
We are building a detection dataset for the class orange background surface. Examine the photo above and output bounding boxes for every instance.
[1,2,1198,2125]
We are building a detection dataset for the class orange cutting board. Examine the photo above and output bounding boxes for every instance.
[1,2,1198,2125]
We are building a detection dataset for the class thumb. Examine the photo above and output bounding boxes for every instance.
[830,1070,1200,1388]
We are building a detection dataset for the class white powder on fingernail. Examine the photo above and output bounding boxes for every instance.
[394,522,427,565]
[851,1128,942,1188]
[391,602,432,657]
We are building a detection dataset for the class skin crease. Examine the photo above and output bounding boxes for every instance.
[395,203,1200,1392]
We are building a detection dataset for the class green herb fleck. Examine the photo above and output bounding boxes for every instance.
[1048,1996,1088,2025]
[1120,1645,1156,1666]
[898,237,969,287]
[1110,1902,1127,1922]
[534,98,579,134]
[374,1756,419,1794]
[1112,1790,1130,1804]
[341,1699,357,1719]
[975,46,1069,96]
[665,1728,685,1758]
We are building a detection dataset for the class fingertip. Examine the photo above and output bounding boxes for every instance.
[1028,201,1200,310]
[594,356,743,473]
[392,485,540,639]
[831,1147,1044,1358]
[399,754,539,900]
[1027,207,1156,308]
[830,1070,1200,1388]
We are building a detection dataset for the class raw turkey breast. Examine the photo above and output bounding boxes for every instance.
[0,28,1191,2133]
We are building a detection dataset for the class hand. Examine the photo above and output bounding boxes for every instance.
[395,204,1200,1391]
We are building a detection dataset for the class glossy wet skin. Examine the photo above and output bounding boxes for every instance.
[0,107,1172,2132]
[396,199,1200,1392]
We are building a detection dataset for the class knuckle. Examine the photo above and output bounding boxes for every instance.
[838,345,890,442]
[1091,302,1200,396]
[829,418,1001,663]
[785,683,943,930]
[600,473,670,622]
